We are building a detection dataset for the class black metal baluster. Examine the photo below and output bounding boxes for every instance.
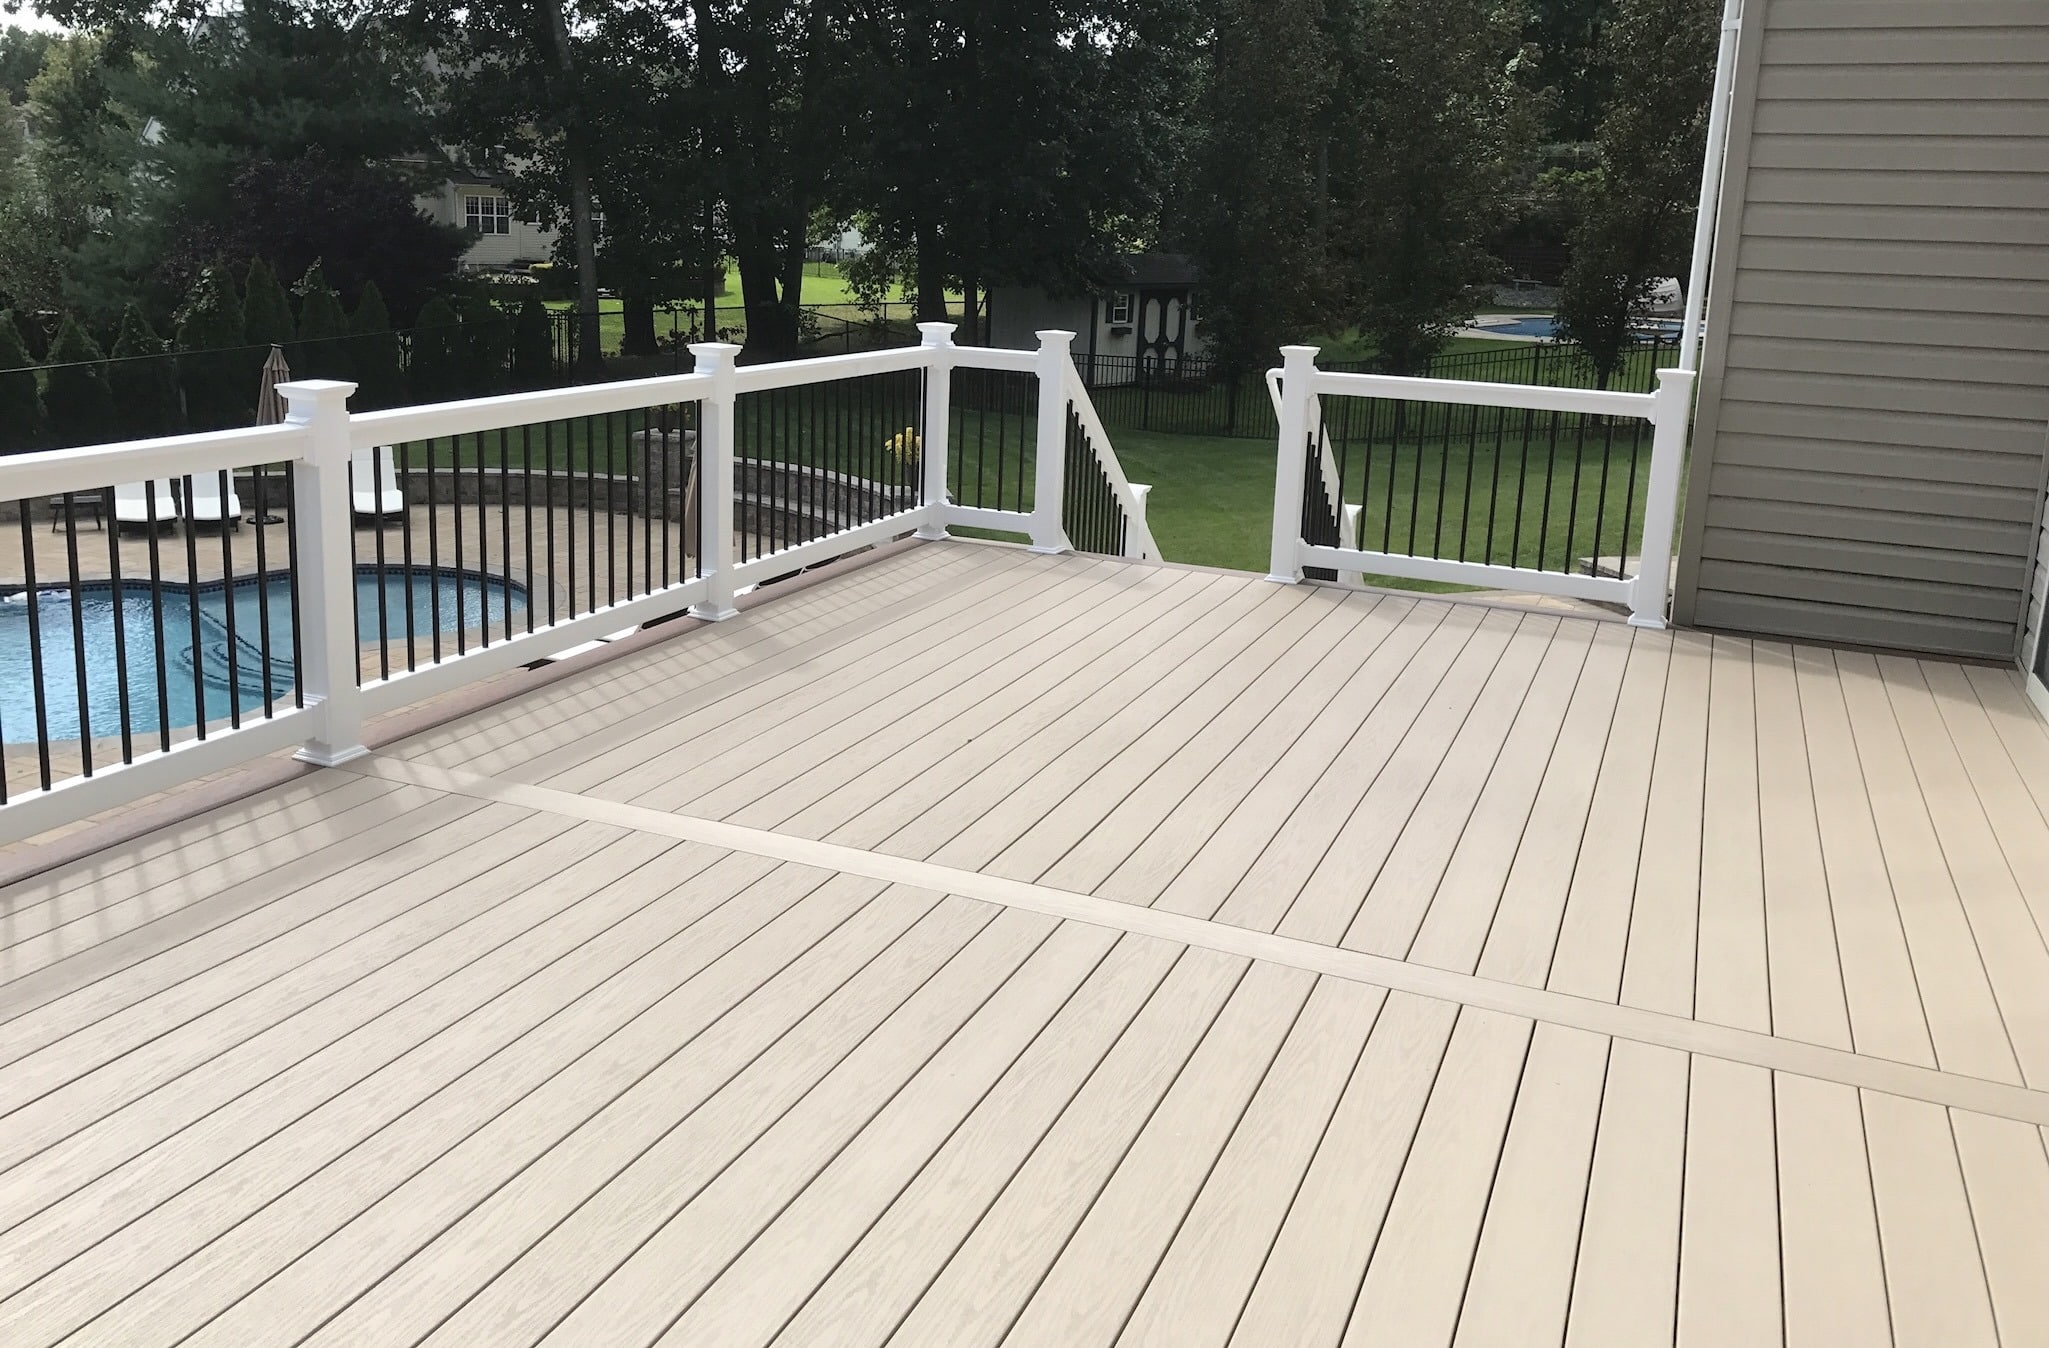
[584,415,598,612]
[425,443,443,664]
[598,409,614,602]
[1564,413,1590,576]
[1537,410,1562,571]
[282,465,304,708]
[475,424,490,642]
[499,427,514,628]
[1591,415,1618,578]
[1430,403,1454,559]
[251,463,276,714]
[217,471,242,730]
[1485,405,1508,565]
[1510,406,1535,566]
[61,493,93,773]
[370,452,390,680]
[19,511,53,788]
[522,424,536,633]
[395,445,417,671]
[450,434,465,655]
[180,478,207,740]
[1621,418,1646,581]
[104,486,133,762]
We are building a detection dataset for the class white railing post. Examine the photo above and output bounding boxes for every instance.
[690,341,742,620]
[1125,483,1152,560]
[1268,344,1320,583]
[1631,367,1697,628]
[1030,329,1074,554]
[915,321,956,540]
[280,378,367,767]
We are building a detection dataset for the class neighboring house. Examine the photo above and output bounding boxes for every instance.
[988,253,1207,384]
[414,166,558,273]
[1674,0,2049,712]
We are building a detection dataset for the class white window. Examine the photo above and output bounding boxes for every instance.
[1107,293,1132,324]
[465,194,511,236]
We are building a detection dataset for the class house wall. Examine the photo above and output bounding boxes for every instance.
[416,182,559,271]
[2026,467,2049,704]
[1672,0,2049,660]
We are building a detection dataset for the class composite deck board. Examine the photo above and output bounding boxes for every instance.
[0,541,2041,1347]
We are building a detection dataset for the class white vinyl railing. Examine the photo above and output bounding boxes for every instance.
[0,325,1148,841]
[1265,343,1695,627]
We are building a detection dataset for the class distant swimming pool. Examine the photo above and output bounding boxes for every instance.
[0,568,526,742]
[1477,316,1684,341]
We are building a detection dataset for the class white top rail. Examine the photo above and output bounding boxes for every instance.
[729,343,934,394]
[950,346,1039,375]
[0,422,313,500]
[1306,369,1656,420]
[351,370,714,450]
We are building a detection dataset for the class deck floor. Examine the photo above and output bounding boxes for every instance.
[2,539,2045,1347]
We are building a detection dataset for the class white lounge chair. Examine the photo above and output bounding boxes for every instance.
[113,480,178,529]
[350,447,406,519]
[182,471,242,529]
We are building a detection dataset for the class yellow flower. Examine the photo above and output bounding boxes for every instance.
[885,426,922,462]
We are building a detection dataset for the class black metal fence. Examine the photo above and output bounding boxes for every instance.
[1063,408,1130,557]
[1080,336,1680,441]
[946,366,1041,517]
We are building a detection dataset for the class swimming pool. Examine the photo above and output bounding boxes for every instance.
[0,569,527,743]
[1475,316,1684,341]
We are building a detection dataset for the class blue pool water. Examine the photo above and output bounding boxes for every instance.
[0,569,527,743]
[1481,316,1683,341]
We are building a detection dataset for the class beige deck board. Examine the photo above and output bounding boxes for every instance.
[1343,1006,1533,1348]
[1,542,2039,1347]
[695,569,1231,830]
[1450,1022,1609,1348]
[1693,634,1772,1035]
[1562,1038,1690,1347]
[1835,651,2027,1086]
[1794,646,1943,1073]
[1677,1056,1782,1348]
[1775,1073,1893,1347]
[1862,1089,2000,1347]
[885,948,1252,1347]
[573,554,1144,806]
[1751,641,1855,1052]
[1344,616,1587,961]
[399,542,999,771]
[1116,976,1387,1348]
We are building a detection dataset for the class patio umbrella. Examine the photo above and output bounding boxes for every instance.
[255,344,292,425]
[249,344,292,524]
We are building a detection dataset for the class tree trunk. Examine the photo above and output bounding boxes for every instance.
[620,291,658,358]
[737,241,799,361]
[914,223,948,324]
[540,0,604,379]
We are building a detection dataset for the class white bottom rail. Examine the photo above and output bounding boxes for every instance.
[1293,544,1638,606]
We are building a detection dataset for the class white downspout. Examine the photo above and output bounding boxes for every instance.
[1678,0,1745,374]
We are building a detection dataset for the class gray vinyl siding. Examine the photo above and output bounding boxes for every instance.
[1673,0,2049,659]
[2027,484,2049,681]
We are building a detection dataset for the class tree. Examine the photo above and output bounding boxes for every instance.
[452,293,509,396]
[1555,0,1715,383]
[166,151,464,326]
[510,294,553,389]
[108,303,179,438]
[0,307,46,453]
[395,0,612,376]
[1326,0,1532,372]
[0,25,57,104]
[241,257,296,350]
[407,294,462,403]
[1185,0,1341,372]
[837,0,1199,347]
[42,312,113,447]
[174,265,249,432]
[349,280,405,410]
[292,264,354,383]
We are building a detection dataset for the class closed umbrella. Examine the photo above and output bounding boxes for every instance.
[250,344,292,524]
[255,344,292,426]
